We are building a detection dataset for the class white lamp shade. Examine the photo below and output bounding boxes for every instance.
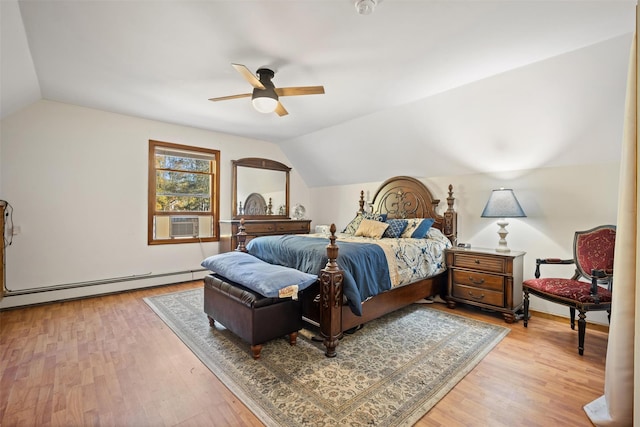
[481,189,526,218]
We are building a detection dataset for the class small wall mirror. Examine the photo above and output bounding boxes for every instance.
[232,157,290,219]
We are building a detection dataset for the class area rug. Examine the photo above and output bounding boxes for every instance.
[144,288,509,426]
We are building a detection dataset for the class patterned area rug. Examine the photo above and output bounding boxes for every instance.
[144,289,509,426]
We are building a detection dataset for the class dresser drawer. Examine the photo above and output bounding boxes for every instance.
[452,270,504,292]
[453,253,506,274]
[276,221,310,233]
[242,222,278,234]
[452,283,504,307]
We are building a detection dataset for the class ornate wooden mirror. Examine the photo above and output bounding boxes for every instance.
[232,157,290,219]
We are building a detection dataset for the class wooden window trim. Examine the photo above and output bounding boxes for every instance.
[148,140,220,245]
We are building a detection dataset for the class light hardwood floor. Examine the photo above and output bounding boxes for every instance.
[0,281,607,426]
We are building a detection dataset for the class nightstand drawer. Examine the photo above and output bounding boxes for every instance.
[452,270,504,292]
[452,284,504,307]
[453,253,505,273]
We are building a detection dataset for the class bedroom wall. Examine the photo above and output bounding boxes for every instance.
[0,100,311,308]
[308,162,620,325]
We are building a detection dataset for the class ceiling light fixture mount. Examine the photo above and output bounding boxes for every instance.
[251,68,279,113]
[354,0,381,15]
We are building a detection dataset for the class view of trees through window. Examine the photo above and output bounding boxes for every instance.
[148,140,220,245]
[155,153,212,212]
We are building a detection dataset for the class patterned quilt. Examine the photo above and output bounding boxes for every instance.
[246,227,452,316]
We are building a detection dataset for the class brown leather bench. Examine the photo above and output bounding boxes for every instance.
[204,274,303,359]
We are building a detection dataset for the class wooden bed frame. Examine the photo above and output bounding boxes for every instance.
[236,176,457,357]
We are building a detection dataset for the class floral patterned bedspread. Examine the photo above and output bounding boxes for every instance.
[316,227,452,290]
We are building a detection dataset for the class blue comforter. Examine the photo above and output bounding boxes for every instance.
[246,235,390,316]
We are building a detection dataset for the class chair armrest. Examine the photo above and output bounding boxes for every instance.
[534,258,574,278]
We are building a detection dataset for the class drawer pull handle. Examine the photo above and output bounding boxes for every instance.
[467,291,485,300]
[469,276,485,285]
[474,259,481,264]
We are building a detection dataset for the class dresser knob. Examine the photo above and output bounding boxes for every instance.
[474,259,480,264]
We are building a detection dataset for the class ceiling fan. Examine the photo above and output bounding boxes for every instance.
[209,64,325,117]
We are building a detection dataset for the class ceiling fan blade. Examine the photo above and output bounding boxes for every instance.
[232,63,265,89]
[275,102,289,117]
[275,86,325,97]
[208,93,252,102]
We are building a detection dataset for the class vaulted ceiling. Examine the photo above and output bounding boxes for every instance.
[1,1,636,187]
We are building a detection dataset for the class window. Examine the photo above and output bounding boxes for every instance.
[148,140,220,245]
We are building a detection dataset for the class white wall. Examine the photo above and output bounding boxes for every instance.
[0,99,621,325]
[0,100,309,308]
[309,162,619,325]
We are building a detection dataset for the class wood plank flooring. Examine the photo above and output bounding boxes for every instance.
[0,281,607,426]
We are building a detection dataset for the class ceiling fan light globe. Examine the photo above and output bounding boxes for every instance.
[252,95,278,113]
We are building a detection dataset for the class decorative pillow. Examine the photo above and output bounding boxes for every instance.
[382,219,408,238]
[342,213,364,234]
[354,218,389,239]
[426,227,452,246]
[342,211,387,234]
[363,211,387,222]
[201,251,318,298]
[400,218,435,238]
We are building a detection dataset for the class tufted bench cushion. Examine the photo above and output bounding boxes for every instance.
[204,274,303,359]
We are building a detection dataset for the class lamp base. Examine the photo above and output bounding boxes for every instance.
[495,218,511,253]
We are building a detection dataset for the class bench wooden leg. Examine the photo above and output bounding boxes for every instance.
[251,344,263,360]
[288,331,298,346]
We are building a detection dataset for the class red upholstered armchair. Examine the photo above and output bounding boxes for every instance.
[523,225,615,355]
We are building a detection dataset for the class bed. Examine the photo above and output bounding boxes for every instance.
[232,176,457,357]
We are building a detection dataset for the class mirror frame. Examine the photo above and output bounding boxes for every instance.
[232,157,291,220]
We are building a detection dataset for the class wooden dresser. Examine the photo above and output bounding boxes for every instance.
[445,247,525,323]
[219,219,311,253]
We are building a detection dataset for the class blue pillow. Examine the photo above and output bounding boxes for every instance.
[382,219,408,238]
[410,218,435,238]
[201,251,318,298]
[363,211,387,222]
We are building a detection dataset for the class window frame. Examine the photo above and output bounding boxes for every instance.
[148,140,220,245]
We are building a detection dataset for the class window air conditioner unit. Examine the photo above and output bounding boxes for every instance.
[170,217,199,238]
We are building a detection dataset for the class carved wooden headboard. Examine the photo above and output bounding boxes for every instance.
[361,176,457,244]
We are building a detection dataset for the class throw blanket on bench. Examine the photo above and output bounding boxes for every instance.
[201,251,318,299]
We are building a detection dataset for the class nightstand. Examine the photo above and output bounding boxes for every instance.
[445,247,526,323]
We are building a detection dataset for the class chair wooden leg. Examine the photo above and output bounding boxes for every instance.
[523,290,529,327]
[577,311,586,356]
[569,307,576,330]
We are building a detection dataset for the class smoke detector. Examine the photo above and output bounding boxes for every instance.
[354,0,382,15]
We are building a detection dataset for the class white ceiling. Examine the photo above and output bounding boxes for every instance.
[1,0,636,187]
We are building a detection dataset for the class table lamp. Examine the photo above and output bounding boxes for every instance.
[481,188,526,252]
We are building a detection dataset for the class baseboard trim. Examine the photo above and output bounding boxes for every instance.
[529,309,610,333]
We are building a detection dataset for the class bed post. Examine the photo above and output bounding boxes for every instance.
[443,185,457,245]
[235,218,248,253]
[319,224,343,358]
